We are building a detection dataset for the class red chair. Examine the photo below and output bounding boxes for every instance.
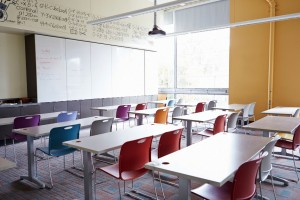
[95,136,154,199]
[195,102,206,113]
[130,103,147,126]
[196,114,227,138]
[154,108,169,124]
[275,125,300,181]
[191,152,268,200]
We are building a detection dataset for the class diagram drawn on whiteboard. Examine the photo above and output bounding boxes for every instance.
[0,0,17,22]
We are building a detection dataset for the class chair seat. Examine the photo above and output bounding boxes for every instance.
[195,129,214,137]
[275,139,293,150]
[114,118,128,122]
[37,146,76,157]
[275,132,293,140]
[98,163,148,181]
[191,182,232,200]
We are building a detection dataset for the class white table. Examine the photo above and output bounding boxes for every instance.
[213,104,246,111]
[12,116,111,189]
[173,110,231,146]
[0,157,16,171]
[175,103,197,115]
[90,104,136,116]
[145,133,272,199]
[148,100,169,105]
[0,111,63,126]
[127,107,170,126]
[262,106,300,116]
[63,123,184,200]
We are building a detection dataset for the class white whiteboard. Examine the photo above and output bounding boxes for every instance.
[91,43,112,98]
[66,39,92,100]
[35,35,67,102]
[111,47,145,97]
[145,51,158,95]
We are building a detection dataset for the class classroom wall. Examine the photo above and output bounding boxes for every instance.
[229,0,300,119]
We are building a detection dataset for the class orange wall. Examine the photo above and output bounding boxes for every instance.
[229,0,300,119]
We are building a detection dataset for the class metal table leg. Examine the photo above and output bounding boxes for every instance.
[83,151,94,200]
[179,178,191,200]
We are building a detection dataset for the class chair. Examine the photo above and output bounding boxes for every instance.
[195,102,206,113]
[167,99,176,107]
[5,115,40,163]
[238,103,251,126]
[226,112,241,133]
[114,105,131,130]
[94,136,155,199]
[195,114,227,138]
[191,152,268,200]
[248,102,256,122]
[154,108,169,124]
[276,108,300,140]
[176,98,184,105]
[275,125,300,181]
[169,106,183,125]
[129,103,147,126]
[57,111,78,122]
[35,124,80,188]
[257,136,280,200]
[207,100,217,110]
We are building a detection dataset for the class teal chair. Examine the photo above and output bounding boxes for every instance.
[35,124,80,188]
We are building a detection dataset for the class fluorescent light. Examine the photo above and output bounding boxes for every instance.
[87,0,223,25]
[158,12,300,38]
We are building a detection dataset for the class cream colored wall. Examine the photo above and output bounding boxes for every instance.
[0,32,27,98]
[229,0,300,119]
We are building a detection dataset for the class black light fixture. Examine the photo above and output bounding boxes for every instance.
[148,0,166,36]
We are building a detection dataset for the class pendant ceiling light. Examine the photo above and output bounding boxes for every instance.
[148,0,166,35]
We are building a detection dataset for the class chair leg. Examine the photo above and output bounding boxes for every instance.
[12,139,17,163]
[292,151,299,181]
[258,182,263,200]
[47,155,54,188]
[4,138,7,159]
[270,171,277,200]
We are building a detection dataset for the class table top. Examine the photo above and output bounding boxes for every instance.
[128,107,170,116]
[0,157,16,171]
[63,124,183,154]
[261,106,300,116]
[145,132,272,187]
[173,110,232,123]
[148,100,172,104]
[243,116,300,133]
[0,111,63,126]
[175,102,197,107]
[212,104,246,111]
[90,104,137,111]
[12,116,111,137]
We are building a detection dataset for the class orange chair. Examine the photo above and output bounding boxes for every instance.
[94,136,154,199]
[154,108,169,124]
[196,114,227,138]
[191,152,267,200]
[275,125,300,181]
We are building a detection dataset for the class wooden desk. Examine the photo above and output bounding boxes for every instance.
[242,116,300,137]
[0,111,62,126]
[0,157,16,171]
[127,107,170,125]
[12,116,111,189]
[90,104,136,116]
[63,124,183,200]
[145,133,271,199]
[173,110,231,146]
[213,104,246,111]
[261,106,300,116]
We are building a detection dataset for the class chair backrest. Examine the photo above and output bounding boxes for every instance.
[293,108,300,117]
[135,103,147,118]
[195,102,206,113]
[90,118,114,136]
[154,108,169,124]
[248,102,256,116]
[207,100,217,110]
[292,125,300,149]
[119,136,153,179]
[226,112,240,132]
[260,136,280,180]
[232,152,267,200]
[57,111,78,123]
[48,124,80,156]
[172,106,183,124]
[242,104,252,118]
[213,114,227,134]
[158,129,183,158]
[167,99,176,107]
[116,105,131,120]
[12,115,41,141]
[176,98,184,104]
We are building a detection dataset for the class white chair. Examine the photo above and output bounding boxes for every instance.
[248,102,256,122]
[168,106,183,125]
[237,103,251,126]
[207,100,217,110]
[226,112,240,133]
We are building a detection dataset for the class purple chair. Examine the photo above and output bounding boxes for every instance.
[6,115,40,163]
[114,105,131,130]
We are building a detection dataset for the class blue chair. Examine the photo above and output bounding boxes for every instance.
[35,124,80,188]
[167,99,175,107]
[57,111,78,122]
